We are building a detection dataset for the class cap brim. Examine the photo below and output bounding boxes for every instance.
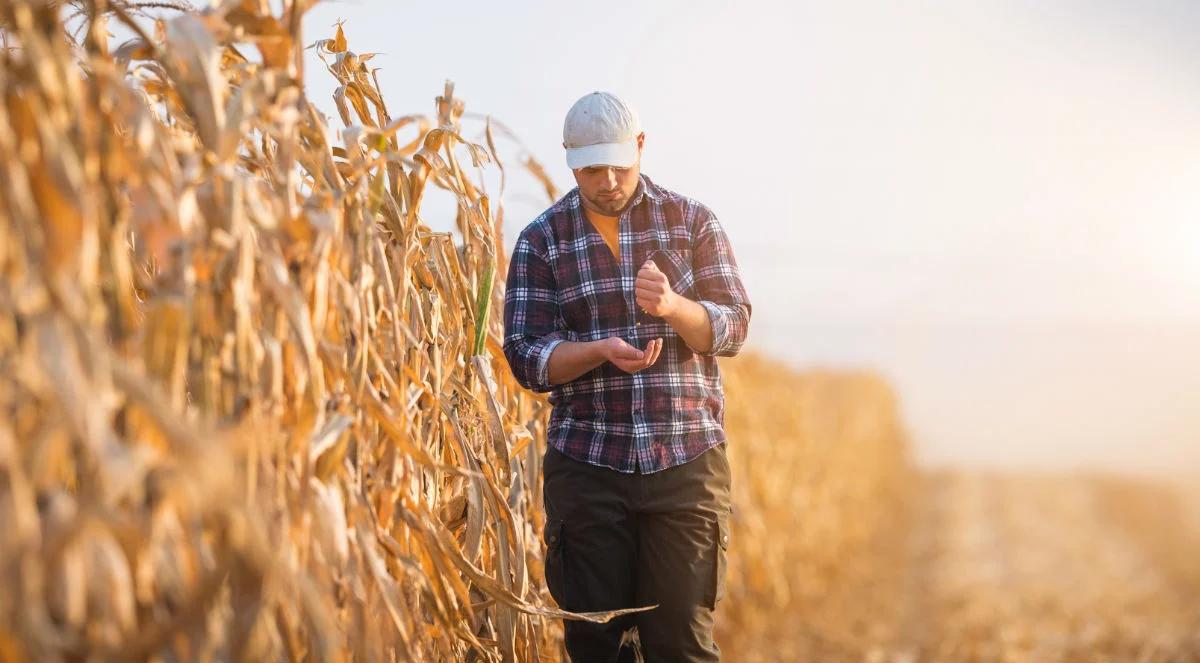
[565,141,638,170]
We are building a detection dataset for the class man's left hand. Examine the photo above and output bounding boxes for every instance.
[635,259,680,318]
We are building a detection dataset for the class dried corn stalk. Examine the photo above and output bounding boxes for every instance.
[0,1,632,661]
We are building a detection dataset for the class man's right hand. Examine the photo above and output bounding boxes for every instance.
[601,336,663,373]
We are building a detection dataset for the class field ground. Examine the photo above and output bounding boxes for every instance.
[834,471,1200,663]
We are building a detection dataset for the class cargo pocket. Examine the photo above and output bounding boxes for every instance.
[543,519,567,607]
[707,512,731,608]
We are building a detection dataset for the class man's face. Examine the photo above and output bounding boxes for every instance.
[571,132,645,216]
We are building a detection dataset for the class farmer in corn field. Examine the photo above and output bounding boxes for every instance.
[502,91,752,662]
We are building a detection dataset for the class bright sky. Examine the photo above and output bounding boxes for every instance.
[302,0,1200,473]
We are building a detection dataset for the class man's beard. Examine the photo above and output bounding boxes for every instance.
[586,192,628,215]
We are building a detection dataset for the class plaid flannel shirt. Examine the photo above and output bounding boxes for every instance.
[502,173,752,473]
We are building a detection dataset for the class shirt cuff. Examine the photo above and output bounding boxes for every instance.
[536,337,568,390]
[697,300,730,356]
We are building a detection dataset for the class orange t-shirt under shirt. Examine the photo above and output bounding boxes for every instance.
[585,208,620,259]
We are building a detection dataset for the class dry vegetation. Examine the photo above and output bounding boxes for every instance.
[897,472,1200,663]
[2,1,1199,662]
[717,354,914,662]
[717,354,1200,663]
[0,1,604,660]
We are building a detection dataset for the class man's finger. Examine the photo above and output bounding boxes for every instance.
[611,339,644,360]
[618,346,645,360]
[636,282,664,296]
[633,340,656,367]
[637,271,667,286]
[644,339,660,366]
[642,341,663,368]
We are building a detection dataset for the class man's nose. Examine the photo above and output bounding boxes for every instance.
[603,168,618,187]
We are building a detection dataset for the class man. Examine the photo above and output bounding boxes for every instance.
[502,91,752,662]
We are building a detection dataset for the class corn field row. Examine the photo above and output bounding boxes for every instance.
[0,1,623,660]
[0,2,908,660]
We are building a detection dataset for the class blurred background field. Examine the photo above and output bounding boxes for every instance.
[720,351,1200,662]
[1,1,1199,662]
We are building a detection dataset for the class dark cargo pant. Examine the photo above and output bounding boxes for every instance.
[541,442,732,662]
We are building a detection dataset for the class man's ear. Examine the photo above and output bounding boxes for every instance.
[636,132,645,149]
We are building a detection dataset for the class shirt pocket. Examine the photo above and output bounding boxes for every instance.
[636,249,698,361]
[648,248,695,297]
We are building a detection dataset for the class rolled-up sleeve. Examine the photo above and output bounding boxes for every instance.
[689,210,752,357]
[503,232,575,392]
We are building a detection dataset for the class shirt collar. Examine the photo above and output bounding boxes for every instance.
[630,173,660,206]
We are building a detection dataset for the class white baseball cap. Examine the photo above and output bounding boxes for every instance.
[562,91,642,170]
